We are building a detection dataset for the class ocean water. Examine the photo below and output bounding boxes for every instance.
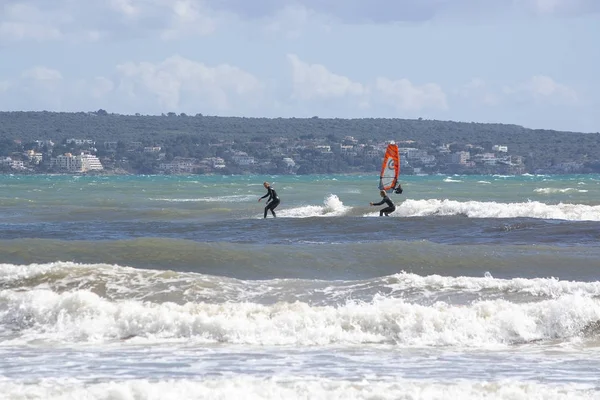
[1,173,600,399]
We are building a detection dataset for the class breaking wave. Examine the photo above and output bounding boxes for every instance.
[534,188,589,194]
[3,253,600,349]
[398,199,600,221]
[278,194,350,218]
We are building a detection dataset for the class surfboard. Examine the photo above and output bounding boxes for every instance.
[378,142,400,192]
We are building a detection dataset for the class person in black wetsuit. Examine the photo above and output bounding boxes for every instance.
[258,181,280,218]
[370,190,396,216]
[394,183,403,194]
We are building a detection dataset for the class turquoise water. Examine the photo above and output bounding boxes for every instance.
[1,173,600,399]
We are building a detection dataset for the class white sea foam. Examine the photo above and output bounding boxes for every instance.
[279,194,350,218]
[2,287,600,347]
[385,272,600,298]
[150,195,256,202]
[4,263,600,304]
[0,377,596,400]
[398,199,600,221]
[534,188,588,194]
[443,177,462,183]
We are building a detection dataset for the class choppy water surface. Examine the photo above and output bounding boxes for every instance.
[1,174,600,399]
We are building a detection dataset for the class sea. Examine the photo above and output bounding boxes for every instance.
[1,173,600,399]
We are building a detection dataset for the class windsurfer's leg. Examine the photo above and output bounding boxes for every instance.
[270,199,280,217]
[381,206,395,216]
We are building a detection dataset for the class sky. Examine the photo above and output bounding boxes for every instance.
[0,0,599,132]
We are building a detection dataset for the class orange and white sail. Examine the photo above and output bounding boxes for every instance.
[378,142,400,192]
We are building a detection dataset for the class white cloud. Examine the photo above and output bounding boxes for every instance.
[207,0,600,24]
[160,0,218,40]
[115,55,264,112]
[212,0,447,23]
[21,66,63,82]
[1,0,597,45]
[504,75,578,105]
[516,0,600,15]
[287,54,447,113]
[2,66,66,110]
[0,3,63,42]
[90,77,115,98]
[528,75,578,102]
[0,56,264,114]
[0,0,222,43]
[261,4,335,39]
[458,78,499,106]
[288,54,365,100]
[108,0,139,16]
[375,78,447,111]
[263,5,316,38]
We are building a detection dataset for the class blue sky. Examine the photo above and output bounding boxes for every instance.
[0,0,598,132]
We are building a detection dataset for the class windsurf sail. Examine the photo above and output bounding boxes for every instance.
[378,142,400,192]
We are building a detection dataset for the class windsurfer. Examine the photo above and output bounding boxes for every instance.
[370,190,396,216]
[259,181,280,218]
[394,183,403,194]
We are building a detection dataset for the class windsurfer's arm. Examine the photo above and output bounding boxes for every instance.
[371,199,384,206]
[259,191,270,201]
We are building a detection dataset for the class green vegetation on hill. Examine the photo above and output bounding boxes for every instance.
[1,111,599,174]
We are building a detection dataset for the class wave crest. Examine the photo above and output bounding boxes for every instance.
[399,199,600,221]
[3,288,600,347]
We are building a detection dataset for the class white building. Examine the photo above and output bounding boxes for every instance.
[34,140,54,149]
[314,145,332,153]
[0,157,25,169]
[25,150,43,165]
[159,157,196,174]
[492,145,508,153]
[474,153,497,166]
[66,138,95,146]
[81,153,104,171]
[451,151,470,165]
[51,153,103,172]
[232,151,255,166]
[282,157,296,168]
[202,157,226,169]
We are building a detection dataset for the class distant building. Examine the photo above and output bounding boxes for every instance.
[451,151,470,165]
[159,157,196,174]
[511,155,524,165]
[0,157,25,170]
[202,157,226,169]
[232,151,255,166]
[51,153,104,172]
[343,136,359,145]
[314,145,332,153]
[492,145,508,153]
[473,153,497,166]
[25,150,43,165]
[34,140,55,149]
[437,144,451,154]
[66,138,95,146]
[282,157,296,168]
